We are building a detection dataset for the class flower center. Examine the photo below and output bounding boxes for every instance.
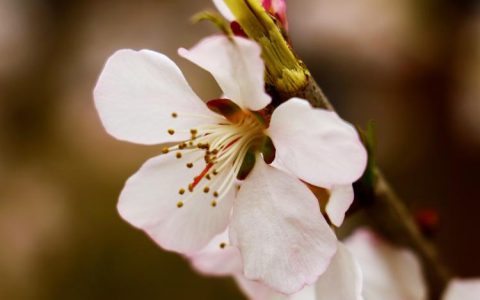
[163,105,269,209]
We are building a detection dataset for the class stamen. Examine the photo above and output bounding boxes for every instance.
[171,112,178,118]
[219,242,226,249]
[162,147,169,154]
[190,128,198,140]
[170,110,266,210]
[168,129,175,135]
[204,155,211,164]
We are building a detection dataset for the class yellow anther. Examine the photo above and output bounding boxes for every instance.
[161,147,169,154]
[168,129,175,135]
[171,112,178,118]
[213,169,218,175]
[190,129,198,135]
[213,191,219,197]
[177,201,184,208]
[176,152,182,159]
[219,242,226,249]
[203,186,210,193]
[211,200,217,207]
[206,174,211,180]
[188,184,194,192]
[179,188,185,195]
[186,163,193,168]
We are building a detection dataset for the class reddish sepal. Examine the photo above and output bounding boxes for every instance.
[207,98,243,123]
[230,21,248,38]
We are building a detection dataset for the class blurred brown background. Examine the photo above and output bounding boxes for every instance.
[0,0,479,299]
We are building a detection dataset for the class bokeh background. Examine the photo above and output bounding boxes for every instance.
[1,0,479,299]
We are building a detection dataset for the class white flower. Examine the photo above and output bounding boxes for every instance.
[443,279,480,300]
[345,228,480,300]
[94,35,367,294]
[222,228,480,299]
[190,229,363,300]
[345,228,428,300]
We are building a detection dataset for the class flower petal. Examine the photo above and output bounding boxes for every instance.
[235,242,362,300]
[189,228,242,276]
[213,0,235,21]
[263,0,288,29]
[314,242,364,300]
[345,228,427,300]
[443,279,480,300]
[326,185,354,227]
[94,49,219,145]
[234,276,285,300]
[235,275,316,300]
[268,98,367,188]
[178,36,271,111]
[230,159,337,295]
[117,151,234,254]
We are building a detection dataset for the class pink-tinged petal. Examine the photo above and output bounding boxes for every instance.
[235,243,362,300]
[263,0,288,29]
[94,49,220,145]
[271,0,287,17]
[262,0,272,9]
[288,286,316,300]
[117,151,234,255]
[230,159,337,295]
[235,276,316,300]
[326,185,354,227]
[345,228,427,300]
[314,242,364,300]
[213,0,235,21]
[235,276,286,300]
[268,98,367,188]
[443,279,480,300]
[189,228,242,276]
[178,36,271,111]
